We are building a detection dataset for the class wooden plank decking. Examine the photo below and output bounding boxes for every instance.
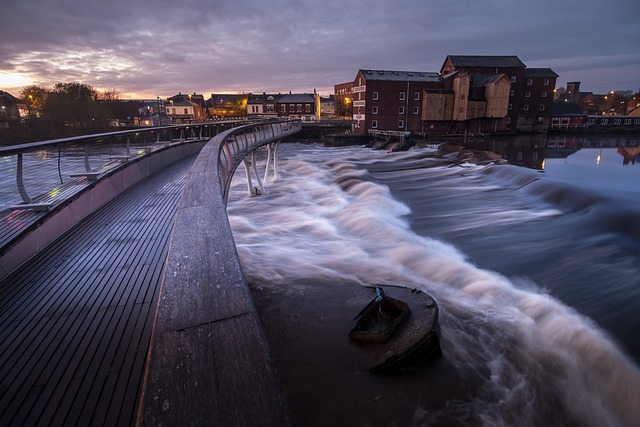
[0,155,195,426]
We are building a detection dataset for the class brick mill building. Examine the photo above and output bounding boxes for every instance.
[337,55,558,136]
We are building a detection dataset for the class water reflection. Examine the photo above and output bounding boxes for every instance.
[449,134,640,171]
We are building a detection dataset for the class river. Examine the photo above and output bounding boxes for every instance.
[226,134,640,427]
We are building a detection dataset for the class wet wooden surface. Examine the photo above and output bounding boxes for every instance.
[0,156,194,426]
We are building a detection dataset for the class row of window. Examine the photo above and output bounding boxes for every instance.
[552,117,640,126]
[249,104,313,113]
[509,104,546,111]
[371,106,420,115]
[372,91,421,101]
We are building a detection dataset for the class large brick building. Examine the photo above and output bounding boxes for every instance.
[338,55,558,136]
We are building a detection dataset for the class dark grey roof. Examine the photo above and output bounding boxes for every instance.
[0,90,22,103]
[360,69,440,82]
[446,55,526,68]
[247,93,281,104]
[524,68,559,78]
[277,94,315,103]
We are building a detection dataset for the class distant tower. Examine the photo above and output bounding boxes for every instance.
[566,82,581,104]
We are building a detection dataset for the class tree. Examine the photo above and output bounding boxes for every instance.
[20,85,49,118]
[43,82,108,129]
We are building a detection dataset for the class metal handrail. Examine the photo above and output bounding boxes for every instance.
[214,119,302,202]
[0,120,253,207]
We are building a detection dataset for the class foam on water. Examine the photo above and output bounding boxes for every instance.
[227,144,640,427]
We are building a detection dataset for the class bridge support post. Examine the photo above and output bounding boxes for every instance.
[263,140,281,182]
[242,150,265,196]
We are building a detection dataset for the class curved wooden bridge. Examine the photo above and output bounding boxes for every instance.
[0,120,300,426]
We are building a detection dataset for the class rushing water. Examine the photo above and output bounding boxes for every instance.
[226,136,640,427]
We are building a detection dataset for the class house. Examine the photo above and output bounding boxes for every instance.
[166,93,206,123]
[440,55,558,133]
[349,69,442,135]
[0,90,26,125]
[247,91,320,121]
[276,92,319,121]
[247,93,280,118]
[207,94,248,118]
[320,95,335,118]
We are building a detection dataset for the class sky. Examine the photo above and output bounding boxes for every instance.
[1,0,639,100]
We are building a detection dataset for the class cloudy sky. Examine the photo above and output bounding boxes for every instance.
[1,0,638,99]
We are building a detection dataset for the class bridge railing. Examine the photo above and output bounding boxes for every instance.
[137,119,300,426]
[0,121,251,210]
[216,119,301,202]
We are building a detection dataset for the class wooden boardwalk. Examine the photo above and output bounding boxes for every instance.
[0,155,195,426]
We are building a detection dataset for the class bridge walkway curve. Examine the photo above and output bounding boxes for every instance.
[0,119,300,426]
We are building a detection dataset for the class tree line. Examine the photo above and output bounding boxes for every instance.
[20,82,120,131]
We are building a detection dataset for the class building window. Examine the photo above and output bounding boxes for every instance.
[297,104,302,112]
[414,92,420,100]
[510,90,515,97]
[525,91,531,98]
[305,104,311,113]
[523,104,529,111]
[539,104,545,111]
[506,117,511,124]
[184,108,188,114]
[508,103,513,110]
[552,117,560,125]
[601,118,608,125]
[624,118,631,125]
[543,79,549,86]
[398,120,404,128]
[542,91,547,98]
[587,118,595,124]
[372,106,378,114]
[634,118,640,124]
[527,79,533,85]
[372,120,378,128]
[267,104,274,113]
[399,92,405,101]
[281,105,286,113]
[511,76,516,83]
[614,118,621,125]
[413,106,419,114]
[373,91,379,100]
[399,106,404,115]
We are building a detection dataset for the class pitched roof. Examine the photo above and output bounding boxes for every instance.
[524,68,559,78]
[277,93,315,103]
[0,90,22,103]
[445,55,526,68]
[359,69,440,82]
